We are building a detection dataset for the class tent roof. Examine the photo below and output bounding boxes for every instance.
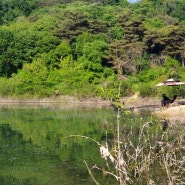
[156,78,185,87]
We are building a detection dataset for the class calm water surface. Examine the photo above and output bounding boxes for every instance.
[0,103,153,185]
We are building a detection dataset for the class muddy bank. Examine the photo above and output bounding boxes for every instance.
[121,96,160,108]
[154,105,185,123]
[0,95,160,109]
[0,96,111,109]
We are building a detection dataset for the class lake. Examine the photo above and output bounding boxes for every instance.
[0,103,184,185]
[0,103,119,185]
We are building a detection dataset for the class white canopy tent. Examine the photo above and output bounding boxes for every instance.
[156,78,185,87]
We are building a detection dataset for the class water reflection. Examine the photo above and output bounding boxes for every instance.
[0,103,173,185]
[0,105,116,185]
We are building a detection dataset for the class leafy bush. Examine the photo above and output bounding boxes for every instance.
[139,83,156,97]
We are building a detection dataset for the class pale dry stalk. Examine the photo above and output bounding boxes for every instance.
[159,134,185,185]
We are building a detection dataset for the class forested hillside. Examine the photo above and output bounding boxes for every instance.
[0,0,185,99]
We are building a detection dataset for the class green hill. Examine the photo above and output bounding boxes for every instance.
[0,0,185,99]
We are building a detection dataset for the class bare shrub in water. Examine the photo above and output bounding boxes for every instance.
[81,80,185,184]
[83,112,185,185]
[70,65,185,184]
[159,131,185,185]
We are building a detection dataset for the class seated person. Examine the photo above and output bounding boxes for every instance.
[161,94,177,107]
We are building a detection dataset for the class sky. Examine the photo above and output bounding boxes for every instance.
[127,0,140,3]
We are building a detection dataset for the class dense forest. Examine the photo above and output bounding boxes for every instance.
[0,0,185,99]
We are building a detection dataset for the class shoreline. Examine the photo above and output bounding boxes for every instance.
[0,96,112,109]
[1,96,185,123]
[0,95,160,107]
[0,95,163,112]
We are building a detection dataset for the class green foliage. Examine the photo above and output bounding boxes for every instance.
[139,67,164,82]
[0,77,17,96]
[163,57,180,79]
[163,0,185,21]
[47,56,97,97]
[0,28,14,76]
[46,41,72,68]
[11,58,51,97]
[0,21,60,77]
[139,83,156,97]
[144,18,164,29]
[0,0,39,24]
[0,0,184,98]
[163,57,180,68]
[95,75,120,100]
[74,32,109,73]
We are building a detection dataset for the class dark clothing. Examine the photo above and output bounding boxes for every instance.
[161,94,177,107]
[162,94,170,101]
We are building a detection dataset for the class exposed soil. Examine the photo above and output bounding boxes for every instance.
[0,95,161,111]
[0,95,111,109]
[154,105,185,123]
[0,95,160,108]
